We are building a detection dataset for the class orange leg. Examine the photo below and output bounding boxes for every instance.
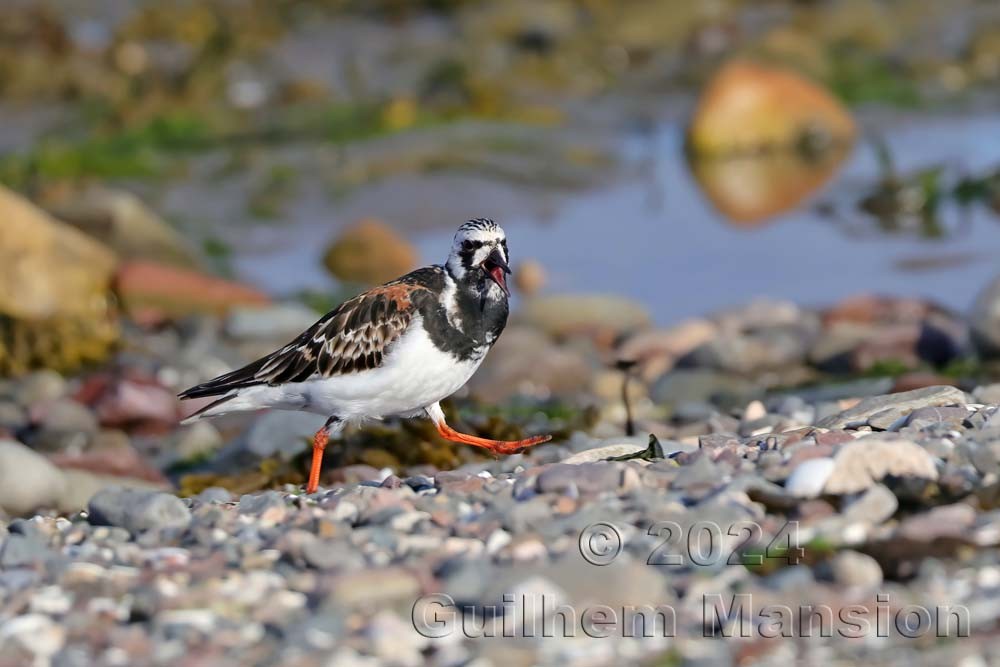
[306,428,329,494]
[426,402,551,456]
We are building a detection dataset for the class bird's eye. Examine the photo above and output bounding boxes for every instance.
[462,240,475,251]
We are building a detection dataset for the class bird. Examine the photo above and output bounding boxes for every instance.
[178,218,551,493]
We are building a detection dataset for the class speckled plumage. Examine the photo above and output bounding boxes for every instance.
[179,220,511,422]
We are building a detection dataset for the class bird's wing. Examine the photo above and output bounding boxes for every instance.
[179,280,432,399]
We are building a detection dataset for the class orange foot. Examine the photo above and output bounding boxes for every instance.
[434,421,551,456]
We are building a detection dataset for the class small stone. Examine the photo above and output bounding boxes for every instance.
[367,610,427,667]
[971,273,1000,357]
[973,383,1000,405]
[29,399,98,451]
[88,488,191,533]
[238,490,285,515]
[898,503,976,542]
[0,533,53,568]
[157,609,217,636]
[536,463,621,495]
[0,440,67,515]
[828,550,883,589]
[824,436,939,495]
[742,400,767,422]
[842,484,898,525]
[239,411,327,461]
[785,458,835,498]
[302,538,359,571]
[226,302,320,341]
[14,370,67,405]
[0,614,65,659]
[90,376,179,427]
[322,218,417,285]
[195,487,232,504]
[486,529,512,554]
[513,259,546,296]
[0,401,27,432]
[561,441,647,464]
[29,585,72,615]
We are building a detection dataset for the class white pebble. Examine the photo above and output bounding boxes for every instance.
[785,458,835,498]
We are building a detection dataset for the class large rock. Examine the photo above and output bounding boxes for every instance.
[816,385,967,429]
[971,273,1000,357]
[0,186,118,374]
[467,325,593,401]
[322,218,418,286]
[686,59,856,224]
[114,260,269,324]
[688,59,856,156]
[518,294,650,344]
[44,186,201,268]
[617,319,718,381]
[651,368,760,410]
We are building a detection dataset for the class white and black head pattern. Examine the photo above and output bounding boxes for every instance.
[445,218,509,285]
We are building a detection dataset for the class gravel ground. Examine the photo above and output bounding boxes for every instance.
[4,384,1000,666]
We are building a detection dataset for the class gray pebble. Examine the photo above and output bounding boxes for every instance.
[88,488,191,534]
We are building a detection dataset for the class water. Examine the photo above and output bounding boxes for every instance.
[233,111,1000,325]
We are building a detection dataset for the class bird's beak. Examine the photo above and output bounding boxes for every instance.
[483,247,511,296]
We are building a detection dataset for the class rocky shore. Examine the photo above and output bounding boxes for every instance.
[6,179,1000,665]
[3,381,1000,666]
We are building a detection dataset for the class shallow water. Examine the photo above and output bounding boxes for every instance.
[233,111,1000,325]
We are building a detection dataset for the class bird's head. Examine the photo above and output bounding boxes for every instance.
[446,218,511,297]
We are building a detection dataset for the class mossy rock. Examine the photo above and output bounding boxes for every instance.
[0,186,119,375]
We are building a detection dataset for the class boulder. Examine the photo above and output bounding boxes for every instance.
[467,325,593,401]
[518,294,650,345]
[322,218,418,286]
[0,186,118,374]
[686,60,856,224]
[114,260,269,325]
[0,440,67,515]
[688,59,856,156]
[971,273,1000,357]
[44,186,201,268]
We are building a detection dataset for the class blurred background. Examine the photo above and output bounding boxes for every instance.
[5,2,1000,666]
[2,0,1000,497]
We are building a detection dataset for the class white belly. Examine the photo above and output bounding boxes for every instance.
[227,319,485,420]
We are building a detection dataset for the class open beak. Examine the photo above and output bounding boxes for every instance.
[483,247,511,296]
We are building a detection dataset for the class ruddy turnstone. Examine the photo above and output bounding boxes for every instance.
[179,218,551,493]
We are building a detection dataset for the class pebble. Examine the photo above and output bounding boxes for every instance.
[29,399,98,451]
[88,488,191,534]
[225,302,321,341]
[823,436,939,494]
[828,550,883,589]
[785,457,835,498]
[842,484,899,525]
[0,613,66,659]
[0,440,67,515]
[14,370,67,405]
[238,410,328,460]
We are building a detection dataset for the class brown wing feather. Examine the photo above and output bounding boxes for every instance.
[178,281,430,399]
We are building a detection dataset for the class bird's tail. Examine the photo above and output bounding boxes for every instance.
[179,394,237,424]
